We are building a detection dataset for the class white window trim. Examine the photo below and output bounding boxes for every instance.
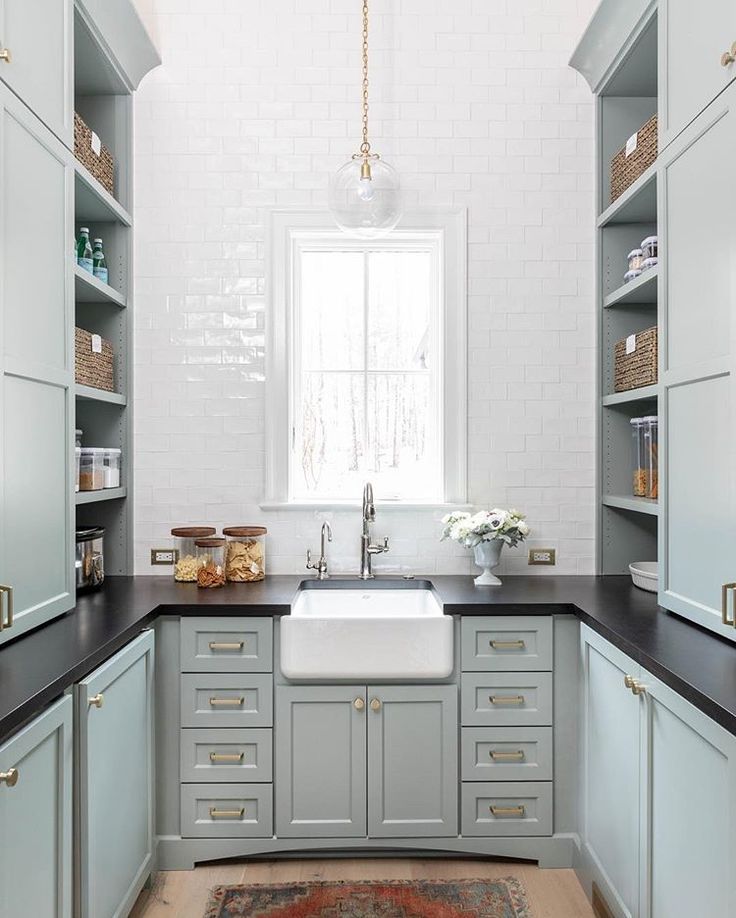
[264,207,468,509]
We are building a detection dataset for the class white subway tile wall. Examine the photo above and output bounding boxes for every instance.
[133,0,596,576]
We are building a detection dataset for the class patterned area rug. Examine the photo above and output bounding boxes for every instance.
[203,877,532,917]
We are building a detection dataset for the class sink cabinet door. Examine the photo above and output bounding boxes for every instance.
[275,685,367,838]
[367,684,458,838]
[76,630,154,918]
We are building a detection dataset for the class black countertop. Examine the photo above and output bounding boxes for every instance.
[1,574,735,743]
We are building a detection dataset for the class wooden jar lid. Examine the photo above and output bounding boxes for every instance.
[222,526,267,537]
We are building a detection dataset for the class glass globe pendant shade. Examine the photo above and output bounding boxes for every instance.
[329,156,402,239]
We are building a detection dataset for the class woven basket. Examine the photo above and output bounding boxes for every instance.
[614,326,658,392]
[610,114,657,203]
[74,113,114,196]
[75,327,114,392]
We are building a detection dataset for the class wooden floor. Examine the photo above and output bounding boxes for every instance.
[130,858,593,918]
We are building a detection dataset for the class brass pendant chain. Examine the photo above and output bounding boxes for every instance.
[360,0,371,157]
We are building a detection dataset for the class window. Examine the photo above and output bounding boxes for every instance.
[266,210,466,506]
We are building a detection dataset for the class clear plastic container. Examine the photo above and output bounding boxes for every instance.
[75,447,82,492]
[642,415,658,500]
[171,526,216,582]
[103,448,121,488]
[195,538,227,588]
[79,448,104,491]
[624,269,642,284]
[223,526,267,582]
[627,248,644,272]
[631,418,647,497]
[641,235,658,259]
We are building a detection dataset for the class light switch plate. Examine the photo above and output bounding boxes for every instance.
[151,548,179,566]
[528,548,556,566]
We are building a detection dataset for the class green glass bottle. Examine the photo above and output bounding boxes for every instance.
[77,227,93,274]
[92,238,108,285]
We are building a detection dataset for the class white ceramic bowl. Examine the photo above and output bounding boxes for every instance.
[629,561,658,593]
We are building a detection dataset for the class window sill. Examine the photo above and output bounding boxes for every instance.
[259,501,472,513]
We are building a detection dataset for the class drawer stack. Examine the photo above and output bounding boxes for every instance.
[460,617,553,837]
[179,617,274,838]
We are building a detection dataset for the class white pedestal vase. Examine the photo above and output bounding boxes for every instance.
[473,540,503,586]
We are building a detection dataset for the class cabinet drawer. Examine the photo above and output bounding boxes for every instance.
[180,617,273,672]
[180,784,273,838]
[461,727,553,782]
[180,728,272,783]
[461,616,552,671]
[461,782,552,837]
[461,673,553,726]
[180,673,273,728]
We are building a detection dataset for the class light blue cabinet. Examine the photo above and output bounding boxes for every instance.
[0,0,73,144]
[0,696,73,918]
[367,684,457,838]
[0,82,74,646]
[75,630,154,918]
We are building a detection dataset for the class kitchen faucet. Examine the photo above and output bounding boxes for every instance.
[360,482,389,579]
[306,521,332,579]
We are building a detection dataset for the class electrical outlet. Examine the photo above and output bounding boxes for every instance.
[528,548,556,566]
[151,548,179,566]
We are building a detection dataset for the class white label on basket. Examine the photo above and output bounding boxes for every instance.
[625,333,637,355]
[90,334,103,354]
[90,131,102,156]
[625,131,638,157]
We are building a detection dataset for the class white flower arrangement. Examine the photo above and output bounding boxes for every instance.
[440,508,530,549]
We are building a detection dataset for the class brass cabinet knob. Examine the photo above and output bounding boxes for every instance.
[0,49,10,64]
[0,767,18,787]
[88,693,104,708]
[721,42,736,67]
[370,698,381,711]
[354,698,365,711]
[631,680,647,696]
[624,674,636,689]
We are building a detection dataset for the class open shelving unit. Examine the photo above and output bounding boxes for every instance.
[72,6,138,575]
[578,8,661,573]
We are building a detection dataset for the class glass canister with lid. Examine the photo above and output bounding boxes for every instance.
[195,538,227,588]
[223,526,267,582]
[171,526,216,581]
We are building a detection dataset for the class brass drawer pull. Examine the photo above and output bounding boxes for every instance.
[209,752,245,763]
[490,804,525,817]
[489,695,525,706]
[490,750,525,761]
[209,697,244,707]
[0,584,14,630]
[208,641,244,651]
[0,49,11,64]
[0,768,18,787]
[722,583,736,626]
[209,807,244,819]
[490,639,525,650]
[88,694,104,709]
[721,42,736,67]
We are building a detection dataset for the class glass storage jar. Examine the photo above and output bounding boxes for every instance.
[630,418,647,497]
[222,526,267,582]
[642,415,658,500]
[75,447,82,493]
[624,269,642,284]
[627,248,644,272]
[641,256,658,271]
[79,448,105,491]
[641,235,658,259]
[103,448,121,488]
[195,538,227,588]
[171,526,216,582]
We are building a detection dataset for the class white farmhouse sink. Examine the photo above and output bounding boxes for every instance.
[280,581,454,680]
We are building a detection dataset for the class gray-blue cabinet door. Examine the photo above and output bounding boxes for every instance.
[76,630,154,918]
[0,0,73,144]
[0,695,73,918]
[275,685,367,838]
[0,83,74,647]
[367,684,458,838]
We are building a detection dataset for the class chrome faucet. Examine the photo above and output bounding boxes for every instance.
[360,482,389,579]
[306,521,332,579]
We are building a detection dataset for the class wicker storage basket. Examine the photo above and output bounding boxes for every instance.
[74,113,114,196]
[75,327,114,392]
[610,114,657,203]
[614,326,658,392]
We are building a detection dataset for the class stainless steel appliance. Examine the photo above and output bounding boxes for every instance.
[76,526,105,592]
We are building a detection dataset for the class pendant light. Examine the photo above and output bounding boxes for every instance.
[329,0,402,238]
